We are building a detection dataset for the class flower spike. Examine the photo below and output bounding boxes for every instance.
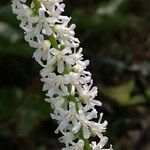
[12,0,113,149]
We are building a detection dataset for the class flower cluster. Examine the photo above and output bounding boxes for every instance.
[12,0,113,149]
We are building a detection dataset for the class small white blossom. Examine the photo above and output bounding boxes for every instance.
[41,0,65,13]
[23,23,36,42]
[40,64,54,77]
[12,0,27,15]
[72,109,98,139]
[62,140,84,150]
[91,137,113,150]
[49,47,74,73]
[41,73,70,97]
[59,132,75,148]
[51,102,77,133]
[45,96,65,109]
[55,23,80,48]
[90,113,108,138]
[31,34,51,66]
[32,8,58,35]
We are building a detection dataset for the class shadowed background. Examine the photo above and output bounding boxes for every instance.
[0,0,150,150]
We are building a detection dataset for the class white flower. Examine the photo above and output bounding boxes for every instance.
[45,96,65,109]
[83,99,102,112]
[41,0,65,13]
[62,140,84,150]
[71,140,84,150]
[90,113,108,138]
[48,47,74,73]
[59,132,75,148]
[52,102,77,133]
[69,71,91,90]
[78,80,97,101]
[51,107,73,133]
[32,8,58,36]
[71,48,90,71]
[40,64,54,77]
[77,80,102,111]
[72,48,83,61]
[31,34,51,66]
[91,136,113,150]
[17,4,31,18]
[23,23,36,42]
[42,73,70,97]
[55,23,80,48]
[12,1,33,30]
[72,109,98,139]
[12,0,27,15]
[72,59,89,73]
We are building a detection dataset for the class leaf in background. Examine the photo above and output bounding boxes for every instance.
[102,80,135,105]
[102,80,148,105]
[129,95,145,105]
[97,0,125,16]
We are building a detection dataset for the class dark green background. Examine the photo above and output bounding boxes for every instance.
[0,0,150,149]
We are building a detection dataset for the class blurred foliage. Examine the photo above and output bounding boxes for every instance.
[0,0,150,150]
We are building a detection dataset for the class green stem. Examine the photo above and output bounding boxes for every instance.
[32,0,41,15]
[78,128,91,150]
[84,139,91,150]
[49,34,59,50]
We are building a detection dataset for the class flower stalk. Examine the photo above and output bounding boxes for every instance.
[12,0,113,149]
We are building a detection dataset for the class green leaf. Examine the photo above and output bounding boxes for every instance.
[102,80,134,105]
[102,80,148,105]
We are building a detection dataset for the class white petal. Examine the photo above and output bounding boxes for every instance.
[72,122,81,134]
[57,62,64,73]
[99,136,108,149]
[83,126,90,139]
[87,109,97,120]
